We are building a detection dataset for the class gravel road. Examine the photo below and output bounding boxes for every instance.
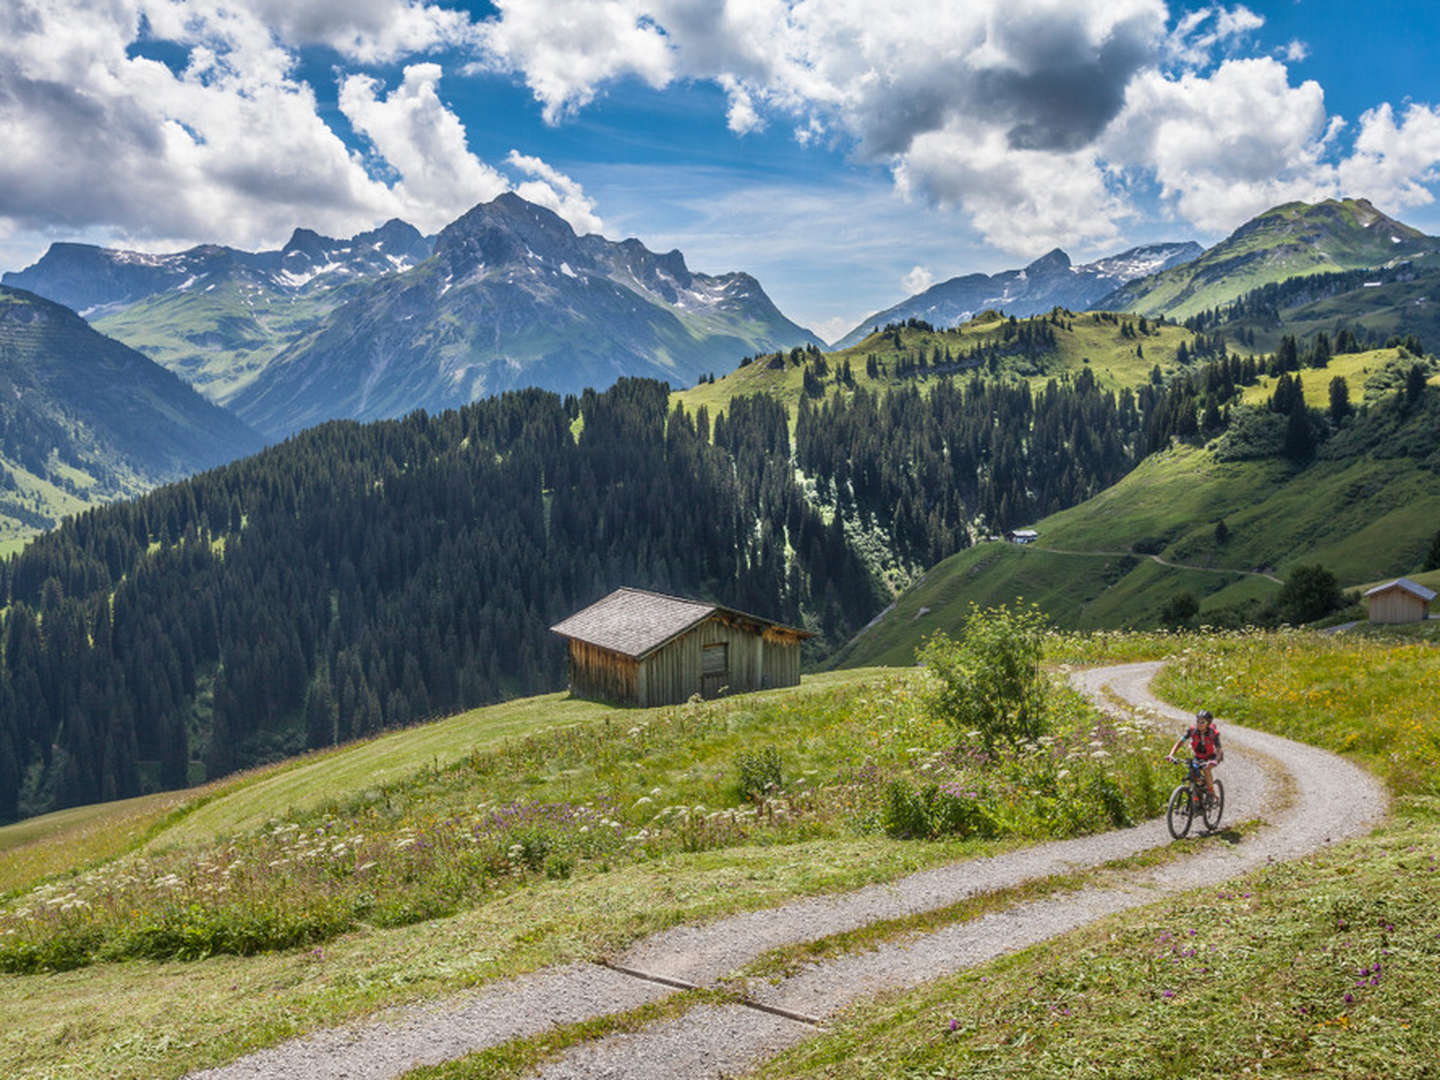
[188,662,1388,1080]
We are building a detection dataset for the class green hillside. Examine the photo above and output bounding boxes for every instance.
[1105,198,1440,319]
[674,309,1198,422]
[834,412,1440,667]
[93,282,346,405]
[1237,348,1423,408]
[1221,265,1440,356]
[0,662,1176,1077]
[0,286,263,542]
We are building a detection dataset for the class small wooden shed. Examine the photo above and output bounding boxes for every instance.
[550,588,812,707]
[1363,577,1437,624]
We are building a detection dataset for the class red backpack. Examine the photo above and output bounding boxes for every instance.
[1188,723,1221,760]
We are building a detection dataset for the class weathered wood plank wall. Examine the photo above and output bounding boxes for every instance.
[1369,591,1428,624]
[568,639,639,702]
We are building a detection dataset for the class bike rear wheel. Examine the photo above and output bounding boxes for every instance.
[1166,784,1194,839]
[1202,779,1225,831]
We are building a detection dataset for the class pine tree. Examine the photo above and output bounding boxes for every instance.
[1328,376,1352,425]
[1282,393,1315,463]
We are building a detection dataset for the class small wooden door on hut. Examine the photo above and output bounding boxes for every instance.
[701,642,728,698]
[550,587,812,707]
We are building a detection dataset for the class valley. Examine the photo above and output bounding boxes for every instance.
[8,6,1440,1077]
[2,192,1440,1080]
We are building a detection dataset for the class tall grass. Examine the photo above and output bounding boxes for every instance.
[0,672,1168,974]
[1153,629,1440,795]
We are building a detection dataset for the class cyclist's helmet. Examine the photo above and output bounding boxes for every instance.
[1196,709,1213,722]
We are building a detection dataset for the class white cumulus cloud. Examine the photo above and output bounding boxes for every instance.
[474,0,1440,254]
[0,0,604,260]
[505,151,605,235]
[1103,57,1335,231]
[338,64,510,232]
[901,265,935,295]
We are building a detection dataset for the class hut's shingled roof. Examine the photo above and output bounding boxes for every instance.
[1363,577,1438,602]
[550,587,807,659]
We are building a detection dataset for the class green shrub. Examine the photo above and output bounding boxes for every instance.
[881,779,999,840]
[918,603,1050,747]
[735,746,783,802]
[881,779,933,838]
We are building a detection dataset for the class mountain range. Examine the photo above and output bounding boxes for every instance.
[1099,198,1440,318]
[6,195,823,438]
[831,242,1203,349]
[3,221,435,404]
[227,194,824,438]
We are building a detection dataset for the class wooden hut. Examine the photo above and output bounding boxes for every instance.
[1363,578,1436,624]
[550,588,812,706]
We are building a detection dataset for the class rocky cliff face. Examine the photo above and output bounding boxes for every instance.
[228,193,823,438]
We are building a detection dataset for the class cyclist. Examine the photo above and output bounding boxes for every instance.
[1166,709,1223,799]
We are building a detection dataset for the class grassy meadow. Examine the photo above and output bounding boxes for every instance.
[749,630,1440,1079]
[1241,348,1411,407]
[92,282,341,405]
[0,665,1173,1078]
[1154,631,1440,796]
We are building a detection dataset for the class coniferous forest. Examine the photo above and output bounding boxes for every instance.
[0,379,875,822]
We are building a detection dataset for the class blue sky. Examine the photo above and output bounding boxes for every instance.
[3,1,1440,342]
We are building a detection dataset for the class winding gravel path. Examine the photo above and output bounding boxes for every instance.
[188,663,1387,1080]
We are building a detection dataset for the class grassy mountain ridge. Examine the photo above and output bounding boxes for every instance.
[674,309,1200,423]
[1102,198,1440,319]
[1204,260,1440,358]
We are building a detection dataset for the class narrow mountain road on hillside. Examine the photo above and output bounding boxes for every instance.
[188,663,1386,1080]
[1031,545,1285,584]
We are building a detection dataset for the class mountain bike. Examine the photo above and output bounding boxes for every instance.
[1164,756,1223,839]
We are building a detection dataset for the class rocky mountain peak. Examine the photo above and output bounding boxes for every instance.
[1025,248,1072,275]
[359,218,429,259]
[434,194,585,274]
[281,228,331,261]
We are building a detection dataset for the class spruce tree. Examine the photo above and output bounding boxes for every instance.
[1328,376,1352,425]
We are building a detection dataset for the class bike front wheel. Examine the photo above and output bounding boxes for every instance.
[1202,779,1225,831]
[1166,784,1194,839]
